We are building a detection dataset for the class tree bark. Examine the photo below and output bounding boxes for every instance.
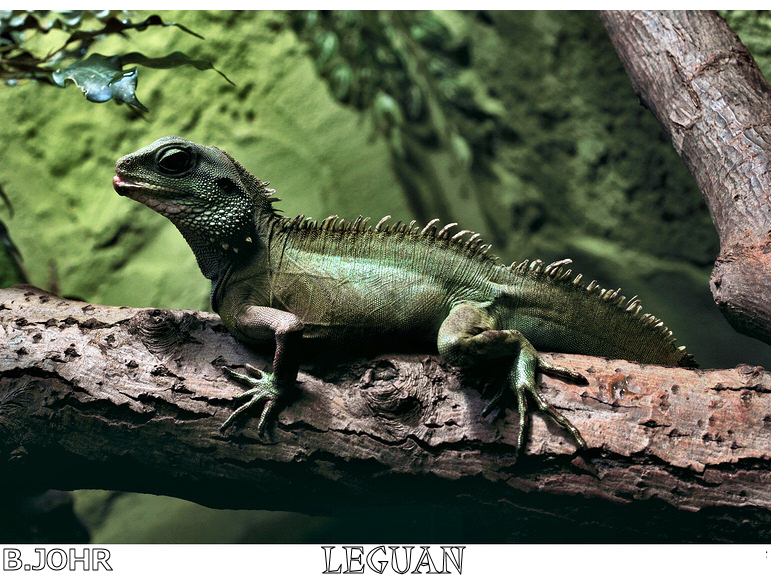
[598,10,771,347]
[2,284,771,541]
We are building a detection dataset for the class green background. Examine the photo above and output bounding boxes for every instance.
[2,10,770,543]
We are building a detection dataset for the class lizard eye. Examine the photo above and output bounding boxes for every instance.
[156,146,195,176]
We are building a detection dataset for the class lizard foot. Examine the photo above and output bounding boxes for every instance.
[220,364,282,433]
[482,356,587,451]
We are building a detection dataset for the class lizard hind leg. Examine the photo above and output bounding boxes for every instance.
[438,303,586,450]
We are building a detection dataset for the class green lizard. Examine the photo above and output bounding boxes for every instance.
[113,135,696,449]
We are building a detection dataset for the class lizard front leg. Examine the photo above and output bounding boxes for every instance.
[437,303,586,450]
[220,306,304,433]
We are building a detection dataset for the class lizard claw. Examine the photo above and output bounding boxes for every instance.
[481,386,506,418]
[512,375,587,451]
[482,356,587,451]
[220,365,282,433]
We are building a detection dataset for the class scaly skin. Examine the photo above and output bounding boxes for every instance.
[114,136,696,450]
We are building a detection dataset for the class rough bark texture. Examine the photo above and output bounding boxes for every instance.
[598,10,771,347]
[2,285,771,542]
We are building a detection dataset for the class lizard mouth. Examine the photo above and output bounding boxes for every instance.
[112,174,184,214]
[112,174,131,196]
[113,174,141,197]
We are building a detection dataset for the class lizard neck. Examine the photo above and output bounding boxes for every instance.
[177,207,278,282]
[180,229,235,281]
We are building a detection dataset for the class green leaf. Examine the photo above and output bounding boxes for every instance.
[330,64,353,100]
[62,15,203,52]
[0,10,130,37]
[0,11,204,56]
[130,14,203,39]
[52,53,148,112]
[7,11,226,110]
[122,51,234,86]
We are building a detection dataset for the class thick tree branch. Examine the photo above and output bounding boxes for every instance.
[598,10,771,346]
[2,285,771,541]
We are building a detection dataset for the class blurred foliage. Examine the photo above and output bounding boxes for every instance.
[291,11,475,169]
[0,10,230,112]
[721,10,771,78]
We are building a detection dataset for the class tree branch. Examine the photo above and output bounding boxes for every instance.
[2,285,771,541]
[598,10,771,346]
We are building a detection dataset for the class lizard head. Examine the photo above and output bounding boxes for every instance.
[114,136,278,274]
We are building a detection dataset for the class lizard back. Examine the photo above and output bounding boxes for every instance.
[226,211,695,368]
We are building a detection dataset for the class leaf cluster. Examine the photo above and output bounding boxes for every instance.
[0,10,231,111]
